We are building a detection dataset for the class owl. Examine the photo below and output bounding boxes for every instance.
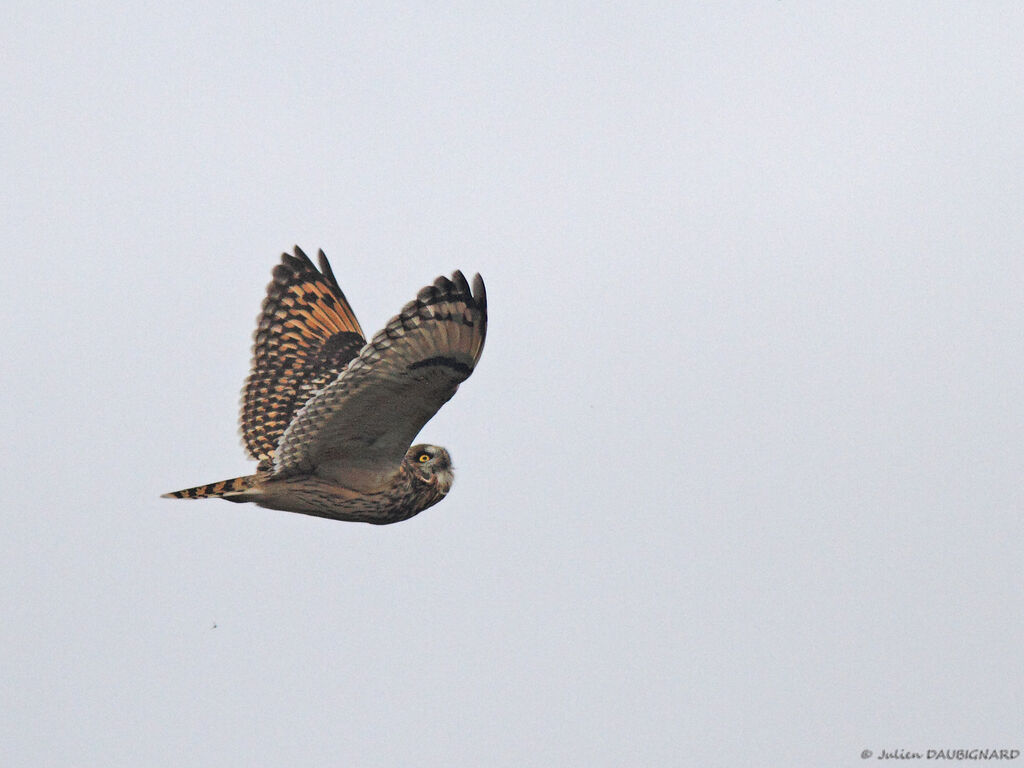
[163,247,487,524]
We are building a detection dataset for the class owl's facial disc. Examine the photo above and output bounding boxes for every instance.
[409,444,452,473]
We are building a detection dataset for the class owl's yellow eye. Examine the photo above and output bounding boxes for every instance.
[417,453,431,463]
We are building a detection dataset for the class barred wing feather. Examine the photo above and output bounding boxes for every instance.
[240,247,366,469]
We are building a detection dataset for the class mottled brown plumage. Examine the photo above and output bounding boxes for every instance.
[162,247,486,524]
[241,249,366,470]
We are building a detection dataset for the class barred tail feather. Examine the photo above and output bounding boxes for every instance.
[161,474,260,500]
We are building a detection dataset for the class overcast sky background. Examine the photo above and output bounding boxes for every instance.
[3,2,1023,766]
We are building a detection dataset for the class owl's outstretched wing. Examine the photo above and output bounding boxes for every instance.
[271,271,487,491]
[241,247,366,469]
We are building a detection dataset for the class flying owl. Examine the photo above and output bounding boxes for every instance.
[162,246,487,524]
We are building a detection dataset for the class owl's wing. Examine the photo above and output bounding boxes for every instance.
[271,271,487,491]
[241,247,366,469]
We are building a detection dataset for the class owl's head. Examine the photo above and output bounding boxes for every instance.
[407,444,454,488]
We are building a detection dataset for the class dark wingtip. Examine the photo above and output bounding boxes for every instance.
[433,274,454,293]
[280,248,306,275]
[317,249,340,290]
[270,262,292,284]
[472,273,486,311]
[417,283,440,303]
[450,270,471,296]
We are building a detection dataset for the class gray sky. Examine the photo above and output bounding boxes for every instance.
[3,2,1023,766]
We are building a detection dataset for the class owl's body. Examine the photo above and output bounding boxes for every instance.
[165,444,453,524]
[163,248,486,525]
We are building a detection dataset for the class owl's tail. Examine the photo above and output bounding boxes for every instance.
[161,474,260,502]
